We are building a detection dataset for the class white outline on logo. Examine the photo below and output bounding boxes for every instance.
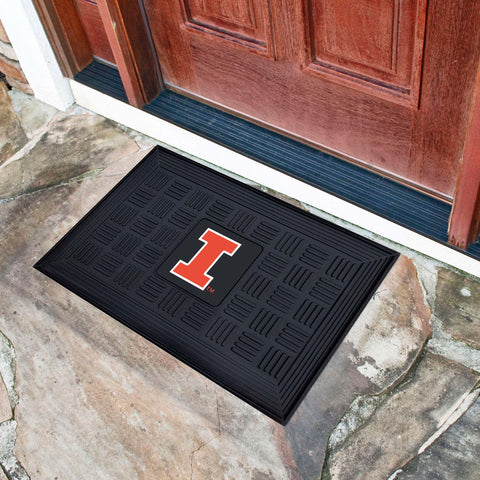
[170,228,241,290]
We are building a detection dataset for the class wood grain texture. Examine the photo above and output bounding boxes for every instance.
[32,0,92,77]
[145,0,480,198]
[143,0,198,91]
[411,0,480,197]
[181,0,274,55]
[303,0,427,106]
[96,0,162,107]
[321,0,401,71]
[145,0,414,185]
[449,62,480,248]
[73,0,115,64]
[191,40,412,177]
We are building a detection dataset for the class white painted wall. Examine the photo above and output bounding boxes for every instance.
[0,0,73,110]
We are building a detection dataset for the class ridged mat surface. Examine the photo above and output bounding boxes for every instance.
[35,146,398,424]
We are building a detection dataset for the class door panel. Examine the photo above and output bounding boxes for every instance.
[304,0,426,105]
[315,0,402,71]
[143,0,480,197]
[181,0,274,55]
[191,41,412,177]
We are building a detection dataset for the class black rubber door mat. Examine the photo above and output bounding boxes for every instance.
[35,146,398,424]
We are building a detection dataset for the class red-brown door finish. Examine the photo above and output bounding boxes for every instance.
[142,0,480,199]
[73,0,115,64]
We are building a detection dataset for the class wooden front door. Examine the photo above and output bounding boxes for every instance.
[35,0,480,247]
[139,0,480,200]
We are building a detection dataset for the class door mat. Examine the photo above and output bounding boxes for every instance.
[35,146,398,424]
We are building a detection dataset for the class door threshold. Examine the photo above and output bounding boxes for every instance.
[72,62,480,276]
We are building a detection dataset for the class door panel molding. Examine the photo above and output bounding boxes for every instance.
[180,0,275,56]
[302,0,427,106]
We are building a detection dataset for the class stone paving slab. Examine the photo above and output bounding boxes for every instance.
[435,268,480,349]
[395,392,480,480]
[322,353,479,480]
[20,114,137,195]
[8,89,56,139]
[0,158,22,200]
[283,256,431,479]
[0,377,11,424]
[0,83,27,165]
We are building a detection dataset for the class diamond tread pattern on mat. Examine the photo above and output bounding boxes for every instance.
[35,146,398,424]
